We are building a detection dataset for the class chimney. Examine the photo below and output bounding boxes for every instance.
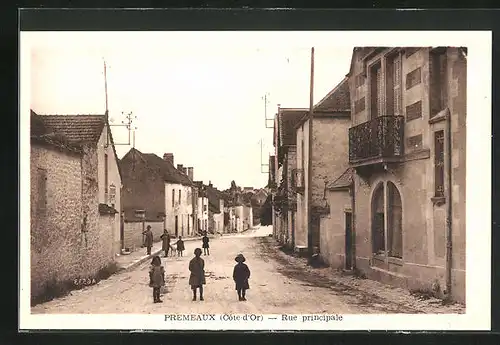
[209,180,213,188]
[182,167,187,175]
[177,164,183,171]
[163,153,174,165]
[187,167,194,180]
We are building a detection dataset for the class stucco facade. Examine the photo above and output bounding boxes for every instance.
[96,128,122,255]
[345,47,466,303]
[197,196,209,232]
[165,182,194,238]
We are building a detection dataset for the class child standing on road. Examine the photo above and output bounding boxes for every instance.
[202,232,210,256]
[176,236,185,257]
[233,254,251,301]
[189,248,206,301]
[149,255,165,303]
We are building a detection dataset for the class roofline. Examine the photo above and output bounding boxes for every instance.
[293,111,350,130]
[313,76,349,110]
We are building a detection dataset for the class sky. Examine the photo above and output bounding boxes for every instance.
[28,32,354,189]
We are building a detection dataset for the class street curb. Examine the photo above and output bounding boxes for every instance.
[116,236,215,273]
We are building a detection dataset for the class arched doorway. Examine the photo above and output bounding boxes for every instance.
[371,181,403,259]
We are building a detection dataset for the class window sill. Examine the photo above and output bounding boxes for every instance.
[428,108,450,124]
[387,256,403,266]
[431,196,446,206]
[372,254,403,266]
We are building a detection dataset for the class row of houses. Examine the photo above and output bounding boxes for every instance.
[118,147,253,250]
[270,47,467,303]
[29,110,255,302]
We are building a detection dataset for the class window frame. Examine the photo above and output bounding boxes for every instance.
[371,181,404,264]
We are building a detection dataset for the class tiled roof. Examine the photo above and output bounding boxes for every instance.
[326,168,354,190]
[206,185,222,213]
[313,77,350,113]
[32,110,123,179]
[30,110,83,153]
[35,114,106,144]
[278,109,307,147]
[142,153,193,186]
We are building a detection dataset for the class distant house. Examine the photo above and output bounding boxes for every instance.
[119,149,195,249]
[195,181,209,234]
[30,110,122,302]
[251,189,268,206]
[206,182,225,234]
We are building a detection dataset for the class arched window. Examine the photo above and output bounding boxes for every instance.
[372,183,385,255]
[371,181,403,258]
[387,182,403,258]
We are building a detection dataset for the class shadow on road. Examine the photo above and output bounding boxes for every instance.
[252,236,422,314]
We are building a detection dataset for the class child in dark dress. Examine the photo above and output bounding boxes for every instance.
[232,254,251,301]
[176,236,185,257]
[149,256,165,303]
[202,232,210,256]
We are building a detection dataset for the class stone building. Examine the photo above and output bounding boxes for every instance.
[119,149,196,248]
[30,111,122,302]
[294,78,351,255]
[323,47,467,303]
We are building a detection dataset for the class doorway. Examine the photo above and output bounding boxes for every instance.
[345,211,353,270]
[291,211,295,249]
[175,215,179,237]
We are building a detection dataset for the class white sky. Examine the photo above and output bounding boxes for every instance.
[28,32,353,189]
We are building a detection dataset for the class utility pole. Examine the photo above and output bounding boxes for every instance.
[307,47,315,255]
[103,59,110,147]
[263,92,274,129]
[260,138,269,174]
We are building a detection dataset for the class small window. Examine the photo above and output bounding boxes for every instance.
[406,100,422,122]
[434,130,445,198]
[179,190,181,203]
[172,189,175,206]
[405,67,422,90]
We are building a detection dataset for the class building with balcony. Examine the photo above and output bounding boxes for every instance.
[272,107,307,249]
[332,46,466,303]
[294,78,351,255]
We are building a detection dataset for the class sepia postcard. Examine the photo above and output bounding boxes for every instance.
[19,30,491,331]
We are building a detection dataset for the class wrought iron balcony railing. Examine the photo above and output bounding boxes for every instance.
[348,116,404,167]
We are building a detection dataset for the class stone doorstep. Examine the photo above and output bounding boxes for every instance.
[116,236,213,273]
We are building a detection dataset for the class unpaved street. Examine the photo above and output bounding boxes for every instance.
[31,226,463,314]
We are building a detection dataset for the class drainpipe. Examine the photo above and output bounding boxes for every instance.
[445,112,453,299]
[307,47,315,255]
[351,178,356,270]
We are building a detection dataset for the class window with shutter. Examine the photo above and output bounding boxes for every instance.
[376,67,384,117]
[434,131,445,198]
[393,55,402,115]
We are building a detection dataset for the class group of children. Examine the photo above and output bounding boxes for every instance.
[148,247,251,303]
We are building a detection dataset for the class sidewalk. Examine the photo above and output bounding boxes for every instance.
[115,235,215,272]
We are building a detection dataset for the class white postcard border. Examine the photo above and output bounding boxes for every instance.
[19,30,492,331]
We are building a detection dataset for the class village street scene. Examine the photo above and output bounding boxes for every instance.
[28,34,466,315]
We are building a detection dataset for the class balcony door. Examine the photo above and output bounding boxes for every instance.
[370,62,383,120]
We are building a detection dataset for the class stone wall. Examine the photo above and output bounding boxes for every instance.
[123,220,164,251]
[30,143,115,302]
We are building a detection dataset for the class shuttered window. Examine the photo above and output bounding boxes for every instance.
[393,54,402,115]
[434,131,445,197]
[376,66,384,117]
